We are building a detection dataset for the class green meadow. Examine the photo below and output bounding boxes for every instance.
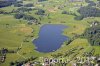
[0,0,100,66]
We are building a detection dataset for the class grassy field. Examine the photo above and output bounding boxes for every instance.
[0,0,100,66]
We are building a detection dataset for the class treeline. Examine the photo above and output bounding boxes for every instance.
[38,0,48,2]
[14,1,34,7]
[14,13,37,21]
[82,21,100,46]
[0,0,34,8]
[85,0,96,6]
[62,10,77,16]
[0,0,16,8]
[61,0,100,20]
[75,6,100,20]
[35,9,45,15]
[0,10,12,14]
[75,0,100,20]
[0,5,41,24]
[16,7,33,12]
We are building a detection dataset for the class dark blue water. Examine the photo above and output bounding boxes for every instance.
[33,24,68,53]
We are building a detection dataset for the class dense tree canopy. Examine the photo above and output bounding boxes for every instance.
[14,13,24,19]
[14,3,23,7]
[79,6,100,17]
[0,1,12,8]
[17,7,32,12]
[14,13,37,21]
[38,0,47,2]
[85,0,96,6]
[62,11,68,14]
[24,3,34,7]
[82,21,100,46]
[23,15,36,20]
[35,9,45,15]
[75,0,100,20]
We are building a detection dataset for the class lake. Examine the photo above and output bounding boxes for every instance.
[33,24,68,53]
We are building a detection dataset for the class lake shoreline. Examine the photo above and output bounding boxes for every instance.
[33,24,68,53]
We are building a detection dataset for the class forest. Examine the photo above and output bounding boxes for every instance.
[75,0,100,20]
[82,21,100,46]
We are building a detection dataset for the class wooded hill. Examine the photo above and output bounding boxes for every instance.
[82,21,100,46]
